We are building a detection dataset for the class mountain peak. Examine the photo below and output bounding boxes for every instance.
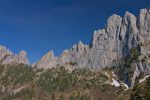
[0,45,29,65]
[19,50,28,58]
[34,8,149,70]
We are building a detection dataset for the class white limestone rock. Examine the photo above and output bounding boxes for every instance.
[0,45,29,65]
[35,8,150,72]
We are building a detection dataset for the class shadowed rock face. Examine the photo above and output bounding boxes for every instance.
[0,45,29,65]
[35,8,150,70]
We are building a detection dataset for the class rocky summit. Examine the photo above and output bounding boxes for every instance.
[35,8,150,70]
[0,45,29,65]
[33,8,150,87]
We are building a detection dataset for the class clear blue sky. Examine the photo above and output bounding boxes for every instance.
[0,0,149,63]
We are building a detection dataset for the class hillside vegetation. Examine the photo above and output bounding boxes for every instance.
[0,64,133,100]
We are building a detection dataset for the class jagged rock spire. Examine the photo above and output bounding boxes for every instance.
[35,50,58,69]
[35,8,150,70]
[0,45,29,65]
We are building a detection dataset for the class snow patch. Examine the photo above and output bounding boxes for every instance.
[123,83,129,90]
[112,78,120,87]
[139,75,150,83]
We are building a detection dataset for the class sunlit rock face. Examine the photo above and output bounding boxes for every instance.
[35,8,150,70]
[15,50,29,64]
[0,46,29,65]
[35,51,58,69]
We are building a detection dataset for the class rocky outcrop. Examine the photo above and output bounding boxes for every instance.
[35,51,58,69]
[58,41,89,66]
[0,45,29,65]
[35,8,150,71]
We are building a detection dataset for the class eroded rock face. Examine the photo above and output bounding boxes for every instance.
[58,41,89,65]
[15,50,29,64]
[138,9,150,40]
[35,8,150,71]
[0,45,29,65]
[35,51,58,69]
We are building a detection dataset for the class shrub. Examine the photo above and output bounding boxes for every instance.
[130,47,140,61]
[131,77,150,100]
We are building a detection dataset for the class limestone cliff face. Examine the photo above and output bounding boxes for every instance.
[0,45,29,65]
[35,8,150,70]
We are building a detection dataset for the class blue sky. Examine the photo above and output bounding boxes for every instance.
[0,0,149,63]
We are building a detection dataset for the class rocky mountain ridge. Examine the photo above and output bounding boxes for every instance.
[0,45,29,65]
[0,8,149,87]
[35,8,150,71]
[0,8,149,71]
